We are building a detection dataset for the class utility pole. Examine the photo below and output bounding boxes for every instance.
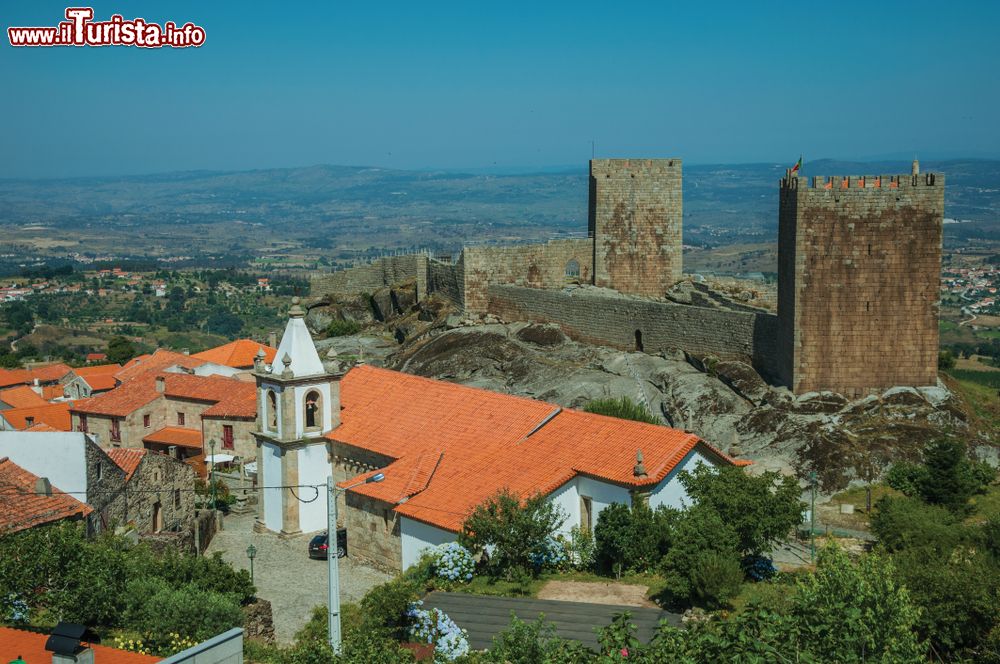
[326,476,342,653]
[209,438,217,509]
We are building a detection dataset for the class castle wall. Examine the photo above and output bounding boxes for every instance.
[463,239,594,313]
[777,173,943,396]
[311,255,423,299]
[487,285,778,376]
[428,257,464,304]
[589,159,683,296]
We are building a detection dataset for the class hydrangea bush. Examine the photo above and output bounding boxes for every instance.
[431,542,475,583]
[407,600,470,661]
[530,536,566,571]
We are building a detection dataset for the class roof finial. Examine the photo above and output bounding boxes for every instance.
[281,352,293,378]
[288,296,305,319]
[633,448,647,478]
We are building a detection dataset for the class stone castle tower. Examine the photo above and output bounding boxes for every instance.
[253,297,341,536]
[589,158,683,296]
[777,167,944,397]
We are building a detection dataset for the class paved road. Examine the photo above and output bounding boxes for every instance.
[423,591,680,651]
[207,511,391,644]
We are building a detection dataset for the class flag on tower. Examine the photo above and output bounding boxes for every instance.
[790,156,802,173]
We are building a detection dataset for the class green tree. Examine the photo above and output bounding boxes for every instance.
[659,505,741,607]
[870,496,965,553]
[584,396,660,424]
[593,502,673,574]
[460,489,566,579]
[921,439,979,513]
[106,335,137,363]
[205,309,244,337]
[679,463,804,557]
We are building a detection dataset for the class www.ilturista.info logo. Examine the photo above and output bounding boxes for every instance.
[8,7,205,48]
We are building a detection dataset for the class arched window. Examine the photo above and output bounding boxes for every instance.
[267,390,278,430]
[305,390,321,429]
[565,258,580,282]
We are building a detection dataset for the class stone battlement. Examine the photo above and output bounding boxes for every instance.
[590,158,682,175]
[780,173,941,191]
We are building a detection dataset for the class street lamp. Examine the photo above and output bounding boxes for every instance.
[246,544,257,585]
[328,472,385,653]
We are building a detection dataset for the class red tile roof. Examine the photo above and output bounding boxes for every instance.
[106,447,147,480]
[86,352,108,361]
[0,363,72,388]
[0,457,92,533]
[72,363,122,377]
[0,385,48,409]
[0,626,159,664]
[72,370,255,419]
[331,366,738,532]
[142,426,203,449]
[81,373,119,392]
[114,349,204,383]
[193,339,278,369]
[25,422,61,432]
[0,402,73,431]
[40,384,65,400]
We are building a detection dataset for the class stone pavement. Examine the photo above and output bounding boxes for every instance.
[206,511,391,644]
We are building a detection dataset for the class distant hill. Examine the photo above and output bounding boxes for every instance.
[0,159,996,252]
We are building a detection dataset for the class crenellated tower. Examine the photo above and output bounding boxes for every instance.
[777,170,944,396]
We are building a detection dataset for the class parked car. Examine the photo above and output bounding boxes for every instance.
[309,528,347,559]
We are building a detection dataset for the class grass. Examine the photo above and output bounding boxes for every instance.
[947,369,1000,389]
[969,483,1000,523]
[943,373,1000,434]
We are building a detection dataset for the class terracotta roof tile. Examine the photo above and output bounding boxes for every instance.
[142,426,203,449]
[0,368,30,389]
[106,447,147,480]
[25,422,61,432]
[0,363,72,388]
[40,384,65,400]
[71,363,122,377]
[0,385,48,409]
[81,373,119,392]
[0,402,73,431]
[114,349,204,383]
[333,366,738,533]
[73,370,255,419]
[0,457,92,533]
[193,339,278,369]
[0,626,159,664]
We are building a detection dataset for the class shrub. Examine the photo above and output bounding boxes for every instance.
[679,464,804,558]
[485,614,583,663]
[885,461,929,497]
[922,439,980,514]
[584,396,659,424]
[556,526,596,572]
[939,349,957,369]
[660,505,741,606]
[406,601,469,661]
[326,319,362,337]
[123,578,243,644]
[430,542,475,584]
[871,496,966,553]
[359,576,422,639]
[460,489,565,580]
[688,551,745,609]
[741,554,777,582]
[593,503,672,575]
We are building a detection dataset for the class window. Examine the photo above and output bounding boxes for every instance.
[78,414,88,433]
[305,390,321,429]
[110,418,121,443]
[634,330,644,352]
[176,412,185,426]
[222,424,234,451]
[580,496,593,532]
[565,258,580,282]
[24,417,34,427]
[267,390,278,430]
[143,414,150,429]
[96,461,103,481]
[174,489,181,509]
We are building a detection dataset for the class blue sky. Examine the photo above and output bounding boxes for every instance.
[2,0,998,178]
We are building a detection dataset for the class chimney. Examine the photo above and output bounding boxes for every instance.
[269,331,278,348]
[155,376,165,393]
[45,623,97,664]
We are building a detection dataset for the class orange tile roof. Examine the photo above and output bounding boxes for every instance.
[114,349,204,383]
[331,366,738,533]
[142,426,203,449]
[81,373,119,392]
[0,363,73,388]
[0,626,159,664]
[0,458,92,533]
[193,339,278,369]
[86,352,108,361]
[0,402,72,431]
[40,384,65,400]
[106,447,147,480]
[25,422,61,432]
[164,374,257,418]
[0,385,48,409]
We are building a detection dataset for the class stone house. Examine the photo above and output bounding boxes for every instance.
[70,351,258,473]
[61,363,121,399]
[0,431,195,535]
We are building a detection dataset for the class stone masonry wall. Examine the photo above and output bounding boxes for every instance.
[463,238,593,313]
[126,452,197,534]
[488,285,778,377]
[428,258,464,304]
[777,173,943,396]
[344,493,402,573]
[589,159,683,296]
[311,255,423,299]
